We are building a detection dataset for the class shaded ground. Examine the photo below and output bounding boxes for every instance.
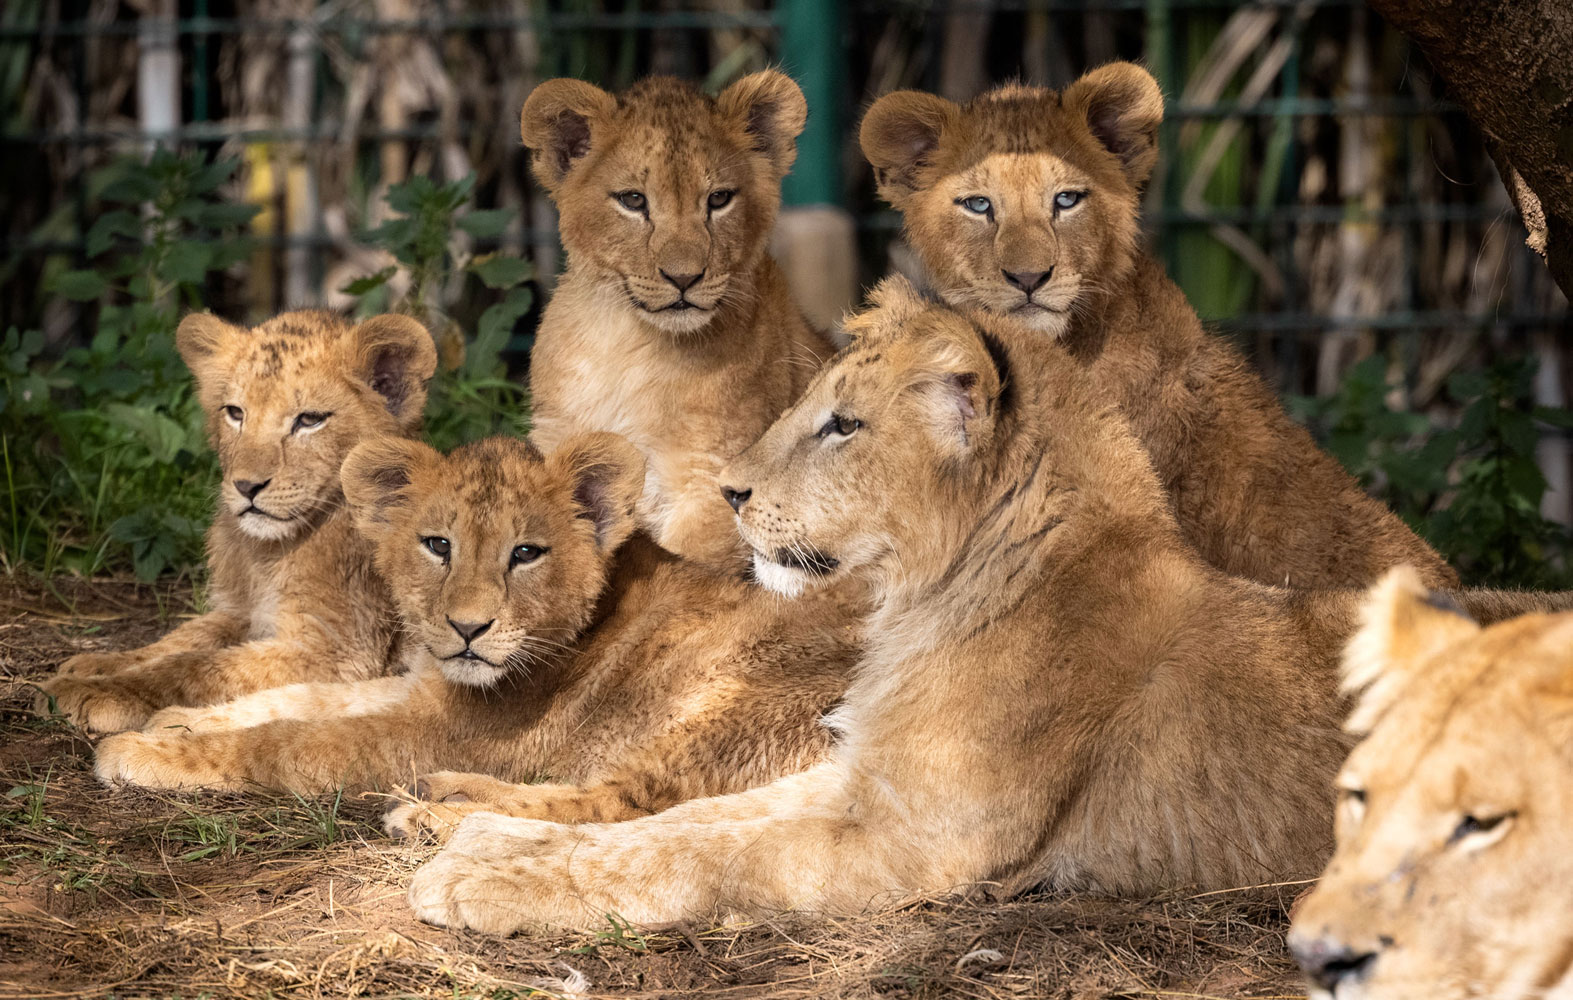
[0,578,1309,999]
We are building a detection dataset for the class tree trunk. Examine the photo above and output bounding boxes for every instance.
[1369,0,1573,299]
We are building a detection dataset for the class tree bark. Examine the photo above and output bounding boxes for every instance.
[1369,0,1573,299]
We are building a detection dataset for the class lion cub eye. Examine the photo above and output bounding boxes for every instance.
[707,189,735,211]
[292,411,330,433]
[958,195,992,216]
[422,536,451,561]
[223,405,244,425]
[1449,811,1515,850]
[510,544,549,568]
[818,413,862,440]
[1054,190,1086,211]
[614,191,647,213]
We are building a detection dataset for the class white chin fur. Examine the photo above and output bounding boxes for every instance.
[438,659,506,688]
[234,512,302,541]
[752,554,808,598]
[642,305,717,335]
[1013,306,1071,338]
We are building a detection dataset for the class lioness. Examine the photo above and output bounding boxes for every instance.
[39,310,435,732]
[94,433,853,832]
[1288,569,1573,1000]
[397,279,1369,934]
[859,63,1456,590]
[522,72,836,570]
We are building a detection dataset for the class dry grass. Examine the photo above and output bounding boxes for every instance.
[1,579,1309,999]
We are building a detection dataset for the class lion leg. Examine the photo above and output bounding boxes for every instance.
[384,775,648,841]
[405,763,919,934]
[55,611,248,679]
[39,635,376,732]
[144,674,420,733]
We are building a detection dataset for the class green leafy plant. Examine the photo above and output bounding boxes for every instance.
[339,173,533,452]
[1294,355,1573,588]
[3,149,258,580]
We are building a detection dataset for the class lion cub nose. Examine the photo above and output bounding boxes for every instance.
[447,618,494,643]
[720,486,752,513]
[233,478,270,500]
[661,269,703,292]
[1002,269,1051,293]
[1290,934,1378,991]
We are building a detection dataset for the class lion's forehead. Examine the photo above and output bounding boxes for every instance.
[600,122,748,197]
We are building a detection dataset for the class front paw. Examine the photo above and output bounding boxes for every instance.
[384,800,488,842]
[57,650,143,679]
[37,677,156,732]
[95,731,235,790]
[407,849,538,935]
[144,704,224,733]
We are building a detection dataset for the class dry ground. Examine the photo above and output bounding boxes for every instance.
[0,578,1310,1000]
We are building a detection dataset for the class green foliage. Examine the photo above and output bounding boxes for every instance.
[338,173,532,452]
[1293,355,1573,588]
[3,149,257,580]
[6,157,533,583]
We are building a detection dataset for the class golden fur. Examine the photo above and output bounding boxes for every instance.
[859,63,1457,590]
[522,72,834,570]
[396,280,1382,934]
[1289,570,1573,1000]
[39,310,435,732]
[94,434,854,832]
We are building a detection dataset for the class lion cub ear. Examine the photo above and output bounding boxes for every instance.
[1062,62,1164,188]
[910,322,1004,460]
[350,314,438,429]
[546,432,646,553]
[341,436,441,538]
[859,91,961,205]
[520,79,618,193]
[1342,566,1481,734]
[717,70,808,176]
[176,313,243,406]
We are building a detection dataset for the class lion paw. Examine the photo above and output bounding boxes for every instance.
[37,677,155,733]
[56,650,143,679]
[384,800,489,842]
[144,704,225,733]
[407,848,538,935]
[94,731,234,790]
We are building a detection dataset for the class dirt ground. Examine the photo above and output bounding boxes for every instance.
[0,578,1310,1000]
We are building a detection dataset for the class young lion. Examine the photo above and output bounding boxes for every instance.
[859,64,1457,590]
[1289,571,1573,1000]
[522,72,835,570]
[39,310,436,732]
[397,280,1372,935]
[93,433,854,832]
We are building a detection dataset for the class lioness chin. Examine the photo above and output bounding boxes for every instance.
[39,310,435,732]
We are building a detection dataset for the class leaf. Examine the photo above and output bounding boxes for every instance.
[162,242,215,286]
[51,270,108,302]
[85,210,143,257]
[190,157,239,195]
[1498,409,1539,457]
[1504,455,1548,505]
[456,208,514,239]
[103,403,189,463]
[339,265,398,297]
[1534,405,1573,429]
[469,286,534,378]
[194,202,263,230]
[1448,370,1489,401]
[469,254,532,290]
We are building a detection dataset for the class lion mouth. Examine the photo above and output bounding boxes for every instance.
[239,505,293,522]
[1011,300,1066,316]
[766,546,840,576]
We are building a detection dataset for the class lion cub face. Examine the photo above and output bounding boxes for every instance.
[720,279,1002,597]
[342,433,643,688]
[519,72,806,335]
[177,311,437,541]
[860,64,1163,339]
[1289,568,1573,1000]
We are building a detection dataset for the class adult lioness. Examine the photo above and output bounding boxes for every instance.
[522,72,835,571]
[94,433,853,831]
[397,279,1367,934]
[1288,571,1573,1000]
[859,63,1456,590]
[39,310,435,732]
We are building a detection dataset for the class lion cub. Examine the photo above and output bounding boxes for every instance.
[40,310,436,732]
[860,64,1456,590]
[1289,571,1573,1000]
[522,72,835,570]
[94,433,854,834]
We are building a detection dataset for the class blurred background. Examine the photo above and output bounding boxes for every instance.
[2,0,1570,588]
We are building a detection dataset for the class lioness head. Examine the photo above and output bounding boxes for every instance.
[859,63,1162,338]
[520,71,807,335]
[719,278,1014,597]
[341,433,644,688]
[1289,567,1573,1000]
[177,310,437,541]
